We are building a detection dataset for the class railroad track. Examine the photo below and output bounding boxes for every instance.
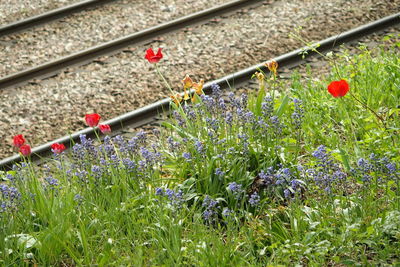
[0,0,262,89]
[0,0,116,37]
[1,13,399,169]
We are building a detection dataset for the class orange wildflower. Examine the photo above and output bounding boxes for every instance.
[265,60,278,76]
[193,79,204,95]
[181,74,193,89]
[170,94,182,105]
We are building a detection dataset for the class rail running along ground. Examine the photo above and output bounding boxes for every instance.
[0,0,116,37]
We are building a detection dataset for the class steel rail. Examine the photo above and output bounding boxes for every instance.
[0,0,116,37]
[0,13,399,170]
[0,0,263,90]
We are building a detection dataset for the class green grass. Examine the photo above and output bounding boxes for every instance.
[1,36,399,266]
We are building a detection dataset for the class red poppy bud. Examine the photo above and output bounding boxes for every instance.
[328,79,350,98]
[99,124,111,134]
[145,48,163,63]
[19,144,31,156]
[85,113,101,127]
[51,143,66,154]
[13,134,26,148]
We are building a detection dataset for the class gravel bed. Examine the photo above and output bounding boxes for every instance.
[0,0,81,26]
[0,0,229,77]
[0,0,399,159]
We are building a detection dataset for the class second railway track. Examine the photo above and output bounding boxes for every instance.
[0,0,116,37]
[0,0,399,164]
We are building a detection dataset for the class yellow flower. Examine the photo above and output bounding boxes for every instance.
[265,60,278,76]
[183,87,190,101]
[255,71,264,81]
[170,94,182,105]
[181,74,193,89]
[255,71,265,91]
[193,79,204,95]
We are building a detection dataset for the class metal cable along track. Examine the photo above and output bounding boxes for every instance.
[0,0,262,90]
[0,13,399,170]
[0,0,116,37]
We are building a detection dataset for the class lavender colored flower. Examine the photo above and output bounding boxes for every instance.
[122,158,136,172]
[155,188,164,196]
[136,131,147,144]
[228,182,244,200]
[243,111,255,124]
[182,152,192,162]
[0,184,21,213]
[257,117,269,131]
[270,116,282,135]
[44,176,60,191]
[222,208,232,217]
[91,165,102,178]
[72,143,85,160]
[386,163,397,174]
[162,188,184,209]
[357,158,373,173]
[75,169,89,184]
[200,95,216,111]
[138,160,147,170]
[79,134,92,149]
[139,146,162,167]
[211,83,222,98]
[113,135,128,153]
[240,93,248,108]
[261,96,274,118]
[228,92,241,109]
[5,173,14,182]
[194,140,205,155]
[167,136,180,151]
[205,117,219,132]
[225,111,233,126]
[291,98,304,130]
[249,192,260,207]
[284,189,291,199]
[308,145,347,193]
[74,194,84,206]
[187,109,196,120]
[202,195,219,222]
[215,168,225,177]
[259,170,274,185]
[218,98,226,110]
[109,154,120,168]
[173,110,186,127]
[217,138,226,145]
[126,137,139,153]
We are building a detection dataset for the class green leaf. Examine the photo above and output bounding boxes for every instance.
[339,148,351,171]
[276,95,290,117]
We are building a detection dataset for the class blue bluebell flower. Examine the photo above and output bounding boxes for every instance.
[249,192,260,207]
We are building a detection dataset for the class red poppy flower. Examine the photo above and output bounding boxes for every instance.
[19,144,31,156]
[145,48,163,63]
[13,134,26,148]
[328,79,350,98]
[85,113,101,127]
[99,124,111,134]
[51,143,66,154]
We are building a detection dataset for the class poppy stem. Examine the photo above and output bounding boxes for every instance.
[349,92,396,146]
[348,92,385,122]
[155,64,174,95]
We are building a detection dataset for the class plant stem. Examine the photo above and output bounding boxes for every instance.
[155,64,174,95]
